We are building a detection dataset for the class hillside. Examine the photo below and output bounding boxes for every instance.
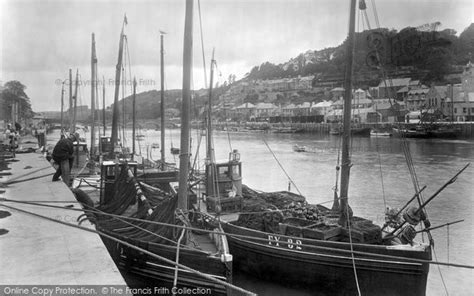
[110,24,474,120]
[112,85,231,120]
[246,24,474,86]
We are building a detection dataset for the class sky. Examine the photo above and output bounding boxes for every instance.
[1,0,473,112]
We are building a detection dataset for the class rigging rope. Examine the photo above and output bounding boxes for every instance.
[367,0,448,293]
[215,61,234,152]
[347,202,362,296]
[262,137,303,196]
[197,0,208,89]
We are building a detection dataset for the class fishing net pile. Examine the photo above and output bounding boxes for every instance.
[93,165,179,245]
[241,184,306,211]
[235,185,382,243]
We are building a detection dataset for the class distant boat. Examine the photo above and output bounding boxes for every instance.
[392,124,460,138]
[392,126,429,138]
[151,143,160,149]
[370,129,393,137]
[136,134,145,141]
[330,126,371,136]
[292,144,306,152]
[273,127,303,133]
[170,147,180,155]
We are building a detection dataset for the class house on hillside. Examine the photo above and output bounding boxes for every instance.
[311,101,333,116]
[255,102,278,118]
[295,102,312,116]
[372,99,406,122]
[228,102,255,121]
[282,103,298,117]
[330,87,345,100]
[377,78,418,100]
[295,76,314,90]
[425,85,459,118]
[405,86,430,111]
[328,96,375,123]
[425,62,474,121]
[460,61,474,121]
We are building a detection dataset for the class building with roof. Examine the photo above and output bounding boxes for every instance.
[281,103,297,116]
[460,61,474,121]
[255,102,278,117]
[405,86,430,111]
[228,102,256,120]
[311,101,333,116]
[330,87,345,99]
[295,102,312,116]
[425,62,474,121]
[328,96,376,123]
[372,99,406,122]
[377,78,418,100]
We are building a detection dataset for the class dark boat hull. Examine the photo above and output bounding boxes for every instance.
[223,222,431,296]
[393,126,461,139]
[330,127,371,136]
[100,232,232,295]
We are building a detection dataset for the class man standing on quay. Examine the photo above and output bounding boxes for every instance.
[52,132,78,186]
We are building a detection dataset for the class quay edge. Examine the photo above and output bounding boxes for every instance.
[0,152,128,288]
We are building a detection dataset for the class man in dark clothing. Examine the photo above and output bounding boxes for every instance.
[52,133,78,186]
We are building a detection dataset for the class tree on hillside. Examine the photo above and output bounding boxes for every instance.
[0,80,33,122]
[244,92,259,104]
[459,23,474,63]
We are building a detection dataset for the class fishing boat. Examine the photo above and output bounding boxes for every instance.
[273,127,303,134]
[88,8,234,294]
[393,124,461,139]
[330,125,371,136]
[94,161,232,294]
[370,129,393,137]
[220,1,445,295]
[130,32,179,185]
[201,50,244,214]
[292,144,307,152]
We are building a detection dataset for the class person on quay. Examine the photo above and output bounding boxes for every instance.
[52,132,78,186]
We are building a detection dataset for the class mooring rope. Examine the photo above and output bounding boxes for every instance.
[2,198,473,270]
[0,203,256,296]
[2,165,52,184]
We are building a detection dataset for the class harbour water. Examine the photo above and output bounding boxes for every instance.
[68,128,474,295]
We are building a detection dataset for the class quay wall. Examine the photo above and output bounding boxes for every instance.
[0,151,127,286]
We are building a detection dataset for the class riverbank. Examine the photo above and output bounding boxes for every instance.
[209,121,474,138]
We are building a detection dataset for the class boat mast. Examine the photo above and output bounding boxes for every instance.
[160,31,166,169]
[339,0,357,227]
[68,69,73,133]
[72,69,79,133]
[90,33,97,157]
[60,81,65,133]
[207,48,215,161]
[132,77,137,159]
[102,77,106,136]
[111,15,127,148]
[177,0,194,210]
[450,84,454,122]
